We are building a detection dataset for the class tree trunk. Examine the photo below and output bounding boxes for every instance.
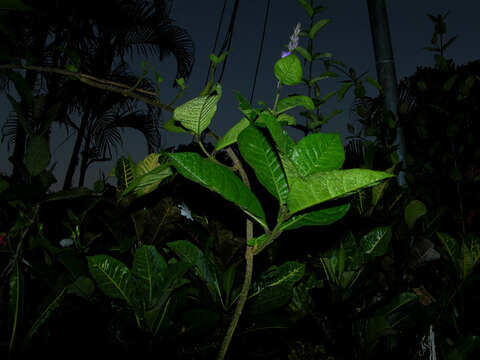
[367,0,408,187]
[77,124,92,187]
[63,110,90,190]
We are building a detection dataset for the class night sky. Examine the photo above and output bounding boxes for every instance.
[0,0,478,189]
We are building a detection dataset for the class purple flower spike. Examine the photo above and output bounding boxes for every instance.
[280,23,301,58]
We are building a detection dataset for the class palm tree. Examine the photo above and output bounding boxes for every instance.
[1,0,195,188]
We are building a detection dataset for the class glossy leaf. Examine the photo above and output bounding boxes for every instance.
[168,152,266,226]
[215,117,250,150]
[121,164,173,198]
[287,169,394,214]
[277,95,315,113]
[247,261,305,314]
[274,54,303,86]
[264,113,296,155]
[87,255,133,304]
[279,203,350,231]
[359,226,392,258]
[167,240,221,302]
[237,126,289,204]
[173,83,222,135]
[404,200,427,229]
[291,133,345,176]
[132,245,168,309]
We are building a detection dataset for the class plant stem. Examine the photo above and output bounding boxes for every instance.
[217,245,254,360]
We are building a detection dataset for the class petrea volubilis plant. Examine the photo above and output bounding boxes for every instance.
[122,18,394,358]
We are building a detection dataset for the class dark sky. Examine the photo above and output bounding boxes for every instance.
[1,0,478,189]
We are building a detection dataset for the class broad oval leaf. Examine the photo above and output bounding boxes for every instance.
[168,152,266,226]
[167,240,221,302]
[277,95,315,113]
[87,255,133,304]
[173,83,222,135]
[247,261,305,314]
[288,169,394,214]
[132,245,168,309]
[291,133,345,176]
[237,126,289,204]
[359,226,392,257]
[274,54,303,86]
[404,200,427,229]
[280,203,350,231]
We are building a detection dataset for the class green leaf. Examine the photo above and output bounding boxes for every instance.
[404,200,427,229]
[313,52,333,60]
[163,116,191,133]
[132,246,168,309]
[468,234,480,271]
[121,164,173,198]
[168,152,266,226]
[309,19,330,39]
[167,240,221,302]
[359,226,392,258]
[247,261,305,314]
[277,95,314,113]
[24,288,66,345]
[365,76,382,92]
[296,0,313,17]
[291,133,345,177]
[443,75,458,91]
[24,135,50,176]
[66,276,95,299]
[294,46,312,62]
[115,155,136,190]
[235,91,260,121]
[87,255,133,304]
[274,54,303,86]
[276,113,296,126]
[309,72,339,86]
[288,169,394,214]
[376,292,417,317]
[280,204,350,231]
[215,117,250,151]
[264,114,296,155]
[338,82,353,100]
[173,83,222,135]
[237,126,289,204]
[8,262,23,354]
[437,232,460,270]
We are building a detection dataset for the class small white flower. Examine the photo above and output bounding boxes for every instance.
[178,203,193,221]
[60,238,74,248]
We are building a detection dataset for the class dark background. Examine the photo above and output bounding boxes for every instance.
[0,0,478,189]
